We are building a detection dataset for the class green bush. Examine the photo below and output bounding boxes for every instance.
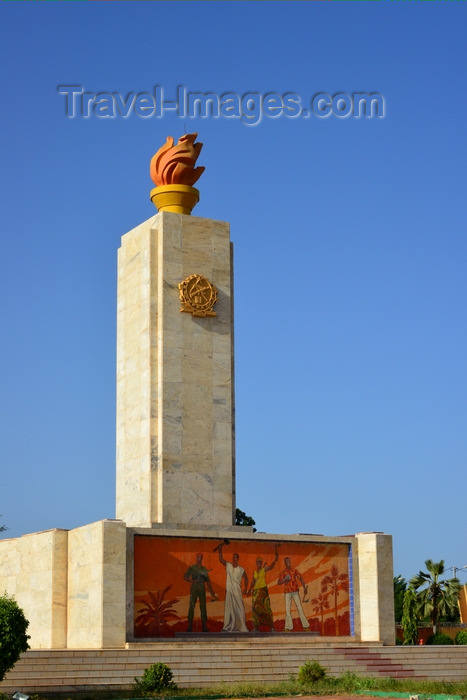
[297,659,327,684]
[426,632,454,645]
[134,662,178,693]
[0,593,30,682]
[455,629,467,645]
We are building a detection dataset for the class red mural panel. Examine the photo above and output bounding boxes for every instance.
[134,535,351,637]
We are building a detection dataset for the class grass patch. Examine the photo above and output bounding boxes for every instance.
[18,675,467,700]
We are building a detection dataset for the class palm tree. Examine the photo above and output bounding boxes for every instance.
[311,592,330,635]
[321,565,349,635]
[409,559,461,635]
[135,585,181,636]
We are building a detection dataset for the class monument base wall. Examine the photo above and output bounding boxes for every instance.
[2,642,467,693]
[0,522,394,649]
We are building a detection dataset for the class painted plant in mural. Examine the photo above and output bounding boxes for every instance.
[321,564,350,635]
[134,585,181,636]
[311,592,331,636]
[134,536,352,637]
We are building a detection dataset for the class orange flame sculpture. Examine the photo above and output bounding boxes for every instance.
[150,133,204,215]
[150,133,205,187]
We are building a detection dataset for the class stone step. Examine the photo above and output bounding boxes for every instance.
[2,644,466,693]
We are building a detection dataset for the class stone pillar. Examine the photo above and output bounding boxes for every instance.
[67,520,126,648]
[355,532,395,644]
[116,212,235,528]
[0,529,68,649]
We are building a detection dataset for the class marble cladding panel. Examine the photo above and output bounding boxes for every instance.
[212,387,233,422]
[356,533,378,641]
[212,470,233,493]
[179,472,215,523]
[116,220,155,526]
[0,539,20,594]
[211,269,232,298]
[155,213,183,263]
[181,350,215,386]
[67,522,103,648]
[161,469,182,518]
[162,421,183,455]
[161,381,182,416]
[164,454,214,473]
[211,489,234,514]
[0,530,68,648]
[161,261,183,286]
[213,420,232,444]
[181,247,213,270]
[355,532,395,644]
[49,531,68,649]
[118,475,152,526]
[101,522,127,648]
[180,419,212,455]
[161,345,183,383]
[182,325,215,353]
[212,353,232,387]
[212,331,232,357]
[375,533,395,644]
[160,329,184,350]
[67,520,126,648]
[212,241,232,270]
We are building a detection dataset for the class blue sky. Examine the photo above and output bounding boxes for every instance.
[1,2,466,584]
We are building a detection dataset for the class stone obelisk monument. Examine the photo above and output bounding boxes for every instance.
[116,134,235,528]
[0,135,396,655]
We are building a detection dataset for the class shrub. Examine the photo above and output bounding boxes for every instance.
[0,593,30,682]
[297,659,327,684]
[455,629,467,645]
[134,662,178,693]
[426,632,454,645]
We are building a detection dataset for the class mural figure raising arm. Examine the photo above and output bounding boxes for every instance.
[247,544,279,632]
[218,543,249,633]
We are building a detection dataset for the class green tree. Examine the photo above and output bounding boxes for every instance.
[410,559,461,636]
[401,587,418,645]
[235,508,256,532]
[0,515,7,533]
[0,594,30,682]
[394,575,407,623]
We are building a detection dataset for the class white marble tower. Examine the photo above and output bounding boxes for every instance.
[115,211,236,528]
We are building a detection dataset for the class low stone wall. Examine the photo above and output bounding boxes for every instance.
[396,624,466,644]
[1,639,466,694]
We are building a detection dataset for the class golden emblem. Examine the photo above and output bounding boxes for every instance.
[178,274,218,317]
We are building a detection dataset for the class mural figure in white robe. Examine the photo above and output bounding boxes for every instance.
[218,543,249,632]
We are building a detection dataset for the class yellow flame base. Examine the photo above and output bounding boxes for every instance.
[150,185,200,215]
